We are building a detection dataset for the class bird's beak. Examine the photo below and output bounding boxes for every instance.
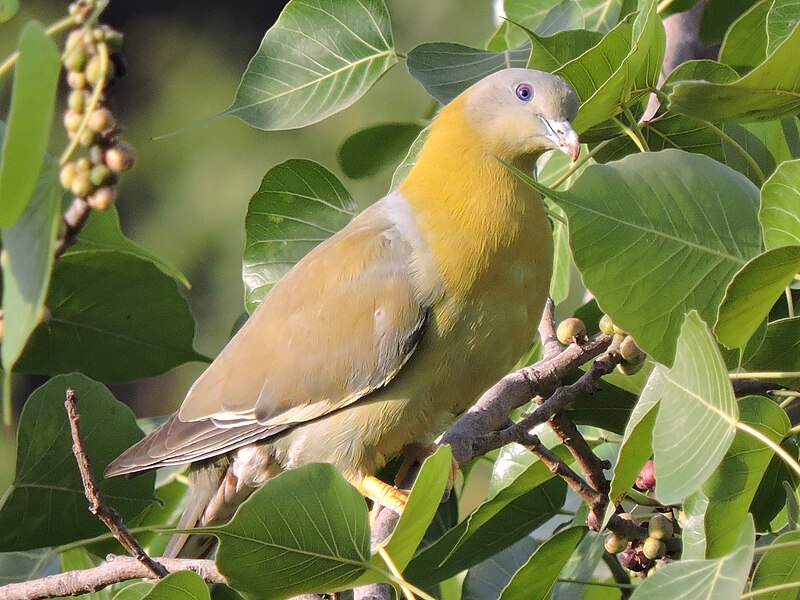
[541,118,580,162]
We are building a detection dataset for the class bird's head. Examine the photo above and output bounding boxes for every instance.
[461,68,580,162]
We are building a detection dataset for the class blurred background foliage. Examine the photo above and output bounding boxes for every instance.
[0,0,495,490]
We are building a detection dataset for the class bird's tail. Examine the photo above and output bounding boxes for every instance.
[163,459,257,558]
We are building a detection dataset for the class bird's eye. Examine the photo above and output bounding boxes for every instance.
[515,83,533,102]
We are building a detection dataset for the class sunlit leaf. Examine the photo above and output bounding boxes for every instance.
[751,530,800,599]
[760,158,800,249]
[142,571,210,600]
[227,0,397,130]
[242,159,357,312]
[0,21,60,227]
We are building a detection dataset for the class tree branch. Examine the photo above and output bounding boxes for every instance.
[65,388,168,578]
[0,557,223,600]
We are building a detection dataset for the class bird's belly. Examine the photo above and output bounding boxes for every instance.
[266,233,550,481]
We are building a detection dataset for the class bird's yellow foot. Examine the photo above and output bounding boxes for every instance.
[359,475,409,514]
[395,443,460,496]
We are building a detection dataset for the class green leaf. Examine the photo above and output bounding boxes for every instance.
[669,22,800,122]
[551,531,606,599]
[652,312,738,505]
[527,28,604,72]
[0,374,156,551]
[0,156,59,372]
[0,21,60,227]
[377,446,451,570]
[766,0,800,54]
[552,4,663,134]
[405,472,566,585]
[338,122,423,179]
[15,251,204,383]
[390,127,429,191]
[68,207,190,288]
[112,583,155,600]
[527,149,762,365]
[0,549,59,584]
[462,536,538,600]
[630,516,754,599]
[751,439,800,532]
[604,370,660,526]
[214,463,371,599]
[719,0,770,73]
[703,396,790,558]
[700,0,760,44]
[142,571,210,600]
[681,491,709,559]
[0,0,18,22]
[406,42,530,105]
[499,526,585,599]
[760,158,800,249]
[715,246,800,349]
[227,0,397,130]
[751,530,800,599]
[743,317,800,386]
[242,159,357,312]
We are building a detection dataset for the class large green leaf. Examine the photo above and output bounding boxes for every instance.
[630,516,754,599]
[652,312,738,505]
[719,0,770,73]
[0,549,59,584]
[0,157,59,373]
[0,21,60,228]
[669,21,800,122]
[527,28,604,72]
[462,535,538,600]
[0,0,18,22]
[751,530,800,599]
[703,396,790,558]
[15,251,204,382]
[227,0,397,130]
[743,317,800,384]
[337,123,423,179]
[499,526,585,599]
[59,549,110,600]
[524,149,762,365]
[406,42,530,105]
[142,571,210,600]
[715,245,800,349]
[760,158,800,249]
[214,463,371,599]
[0,374,156,551]
[682,491,709,559]
[751,439,800,532]
[700,0,760,44]
[242,159,356,312]
[603,369,660,526]
[405,468,566,586]
[552,3,663,134]
[551,531,606,599]
[766,0,800,54]
[68,207,190,288]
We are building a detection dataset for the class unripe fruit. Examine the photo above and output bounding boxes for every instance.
[91,27,105,42]
[604,533,628,554]
[104,29,124,52]
[67,71,87,90]
[63,47,88,72]
[642,537,666,560]
[636,459,656,491]
[79,129,97,147]
[612,323,627,336]
[104,142,136,172]
[67,90,86,113]
[85,56,106,86]
[59,162,78,190]
[648,513,673,540]
[65,30,83,51]
[87,107,115,133]
[63,109,83,132]
[620,336,646,365]
[88,186,116,210]
[599,314,614,335]
[76,157,92,173]
[71,173,92,197]
[557,317,587,345]
[90,164,113,186]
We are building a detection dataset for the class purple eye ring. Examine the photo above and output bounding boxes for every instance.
[515,83,533,102]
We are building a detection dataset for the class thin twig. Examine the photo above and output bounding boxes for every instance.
[65,389,168,578]
[0,557,223,600]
